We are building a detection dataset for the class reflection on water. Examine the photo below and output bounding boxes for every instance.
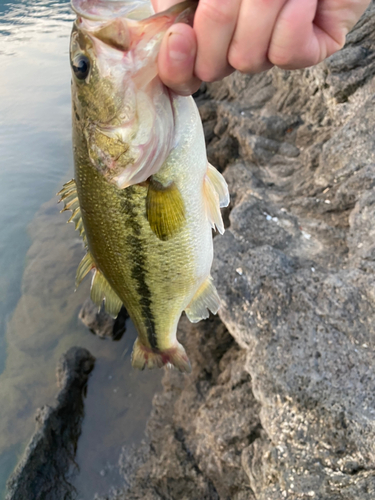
[0,2,161,499]
[0,0,74,376]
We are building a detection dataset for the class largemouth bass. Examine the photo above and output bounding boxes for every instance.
[59,0,229,373]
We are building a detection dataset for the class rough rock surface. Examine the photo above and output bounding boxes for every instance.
[99,316,260,500]
[6,347,95,500]
[103,3,375,500]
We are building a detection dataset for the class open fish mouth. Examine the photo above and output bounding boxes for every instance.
[71,0,198,189]
[71,0,153,22]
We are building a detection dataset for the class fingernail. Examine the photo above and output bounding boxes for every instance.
[168,32,194,62]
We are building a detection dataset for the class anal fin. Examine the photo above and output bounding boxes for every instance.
[91,269,123,318]
[146,178,185,241]
[203,164,229,235]
[185,276,220,323]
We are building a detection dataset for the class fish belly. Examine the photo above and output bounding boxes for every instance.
[74,95,215,372]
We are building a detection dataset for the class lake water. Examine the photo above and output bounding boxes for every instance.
[0,1,161,498]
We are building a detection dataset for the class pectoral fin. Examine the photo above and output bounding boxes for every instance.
[146,178,185,241]
[203,164,229,235]
[91,269,123,318]
[185,276,221,323]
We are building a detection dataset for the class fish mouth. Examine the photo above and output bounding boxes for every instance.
[71,0,153,22]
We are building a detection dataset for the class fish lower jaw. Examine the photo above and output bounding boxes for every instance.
[131,338,192,373]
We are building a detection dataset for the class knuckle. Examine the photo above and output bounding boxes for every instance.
[228,45,264,74]
[269,50,316,69]
[198,0,234,26]
[195,62,228,82]
[268,40,320,69]
[196,68,218,83]
[268,51,294,68]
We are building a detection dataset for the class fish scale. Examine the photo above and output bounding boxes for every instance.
[60,0,229,372]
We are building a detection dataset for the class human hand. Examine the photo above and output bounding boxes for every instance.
[151,0,371,95]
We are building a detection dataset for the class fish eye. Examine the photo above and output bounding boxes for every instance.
[71,54,90,81]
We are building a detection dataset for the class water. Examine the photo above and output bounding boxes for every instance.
[0,1,161,498]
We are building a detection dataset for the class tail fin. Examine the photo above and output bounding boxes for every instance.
[131,338,192,373]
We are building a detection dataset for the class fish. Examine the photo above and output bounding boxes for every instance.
[59,0,229,373]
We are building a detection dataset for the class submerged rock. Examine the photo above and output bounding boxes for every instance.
[104,3,375,499]
[6,347,95,500]
[79,299,129,341]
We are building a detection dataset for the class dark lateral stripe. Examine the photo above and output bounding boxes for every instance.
[121,187,157,350]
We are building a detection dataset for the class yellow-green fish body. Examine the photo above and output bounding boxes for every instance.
[60,0,229,372]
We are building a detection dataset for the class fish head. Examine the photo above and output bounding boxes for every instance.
[70,0,197,188]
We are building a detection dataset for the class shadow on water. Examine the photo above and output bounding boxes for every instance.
[0,2,162,499]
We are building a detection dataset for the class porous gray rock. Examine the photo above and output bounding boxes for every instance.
[209,3,375,497]
[105,316,260,500]
[104,3,375,499]
[6,347,95,500]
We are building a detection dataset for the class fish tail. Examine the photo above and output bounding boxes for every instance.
[131,338,192,373]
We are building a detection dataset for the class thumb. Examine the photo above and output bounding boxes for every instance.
[158,22,201,95]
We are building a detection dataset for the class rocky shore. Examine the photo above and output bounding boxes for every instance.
[110,3,375,498]
[7,3,375,499]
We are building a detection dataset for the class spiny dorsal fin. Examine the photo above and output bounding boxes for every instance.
[91,269,123,318]
[146,178,185,241]
[57,179,87,246]
[59,181,122,318]
[185,276,221,323]
[76,251,95,287]
[207,163,230,208]
[203,164,229,235]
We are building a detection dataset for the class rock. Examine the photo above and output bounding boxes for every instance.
[109,316,260,500]
[103,3,375,499]
[79,299,129,340]
[209,2,375,498]
[6,347,95,500]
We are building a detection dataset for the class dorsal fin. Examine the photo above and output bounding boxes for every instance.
[58,180,123,318]
[91,269,123,317]
[76,251,96,287]
[57,179,87,246]
[207,163,230,208]
[203,164,229,235]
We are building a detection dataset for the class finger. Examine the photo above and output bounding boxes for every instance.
[314,0,370,47]
[228,0,288,74]
[269,0,338,69]
[158,23,201,95]
[194,0,242,82]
